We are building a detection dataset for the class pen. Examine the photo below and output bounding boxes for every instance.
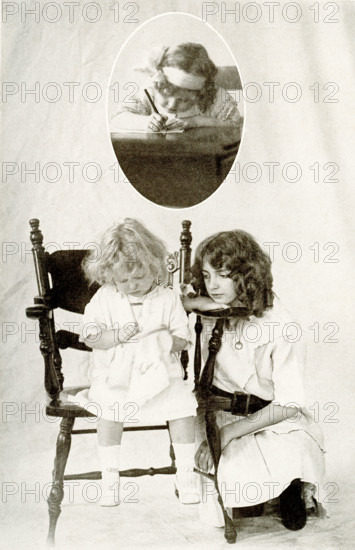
[144,88,160,114]
[144,88,168,132]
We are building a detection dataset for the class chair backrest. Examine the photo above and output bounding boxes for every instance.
[215,66,242,90]
[47,250,100,314]
[27,218,194,401]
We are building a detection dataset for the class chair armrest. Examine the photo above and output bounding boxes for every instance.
[56,330,92,352]
[191,306,251,318]
[26,304,50,319]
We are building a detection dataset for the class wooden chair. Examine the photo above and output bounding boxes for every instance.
[25,218,192,546]
[192,307,271,544]
[215,66,242,91]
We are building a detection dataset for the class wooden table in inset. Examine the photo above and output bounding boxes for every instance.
[111,126,241,208]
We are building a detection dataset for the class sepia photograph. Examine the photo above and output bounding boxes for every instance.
[109,13,243,207]
[1,1,355,549]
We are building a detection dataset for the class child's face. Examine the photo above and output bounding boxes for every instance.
[114,270,155,298]
[202,260,239,306]
[155,84,198,115]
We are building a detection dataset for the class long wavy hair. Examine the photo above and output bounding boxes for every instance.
[83,218,168,286]
[191,230,274,317]
[150,43,218,113]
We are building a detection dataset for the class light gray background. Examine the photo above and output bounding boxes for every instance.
[1,1,355,548]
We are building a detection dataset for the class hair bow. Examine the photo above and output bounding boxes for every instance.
[134,45,169,76]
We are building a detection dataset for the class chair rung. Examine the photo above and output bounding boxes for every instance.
[120,466,176,477]
[64,471,101,480]
[194,468,214,480]
[72,429,97,434]
[64,465,176,481]
[71,425,168,435]
[121,425,168,432]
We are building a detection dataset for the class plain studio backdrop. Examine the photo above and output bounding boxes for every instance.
[1,1,355,549]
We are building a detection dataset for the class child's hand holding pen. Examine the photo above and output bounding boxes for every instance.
[146,112,168,132]
[144,88,169,132]
[146,113,186,132]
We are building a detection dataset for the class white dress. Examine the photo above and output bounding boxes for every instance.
[197,299,326,511]
[77,284,197,423]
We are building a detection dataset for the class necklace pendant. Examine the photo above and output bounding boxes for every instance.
[235,340,243,350]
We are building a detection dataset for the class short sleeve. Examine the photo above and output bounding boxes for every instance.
[81,288,107,339]
[271,338,306,407]
[167,290,191,344]
[209,88,241,126]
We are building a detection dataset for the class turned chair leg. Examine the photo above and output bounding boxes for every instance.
[47,417,75,546]
[205,410,237,544]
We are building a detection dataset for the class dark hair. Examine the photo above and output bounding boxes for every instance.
[191,230,274,317]
[158,43,218,112]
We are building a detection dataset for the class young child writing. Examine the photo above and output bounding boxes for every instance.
[182,230,326,530]
[111,43,241,132]
[80,219,199,506]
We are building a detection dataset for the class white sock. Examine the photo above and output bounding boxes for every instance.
[98,444,121,472]
[98,445,121,506]
[173,442,196,472]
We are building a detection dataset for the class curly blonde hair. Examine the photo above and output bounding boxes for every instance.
[83,218,168,286]
[191,230,274,317]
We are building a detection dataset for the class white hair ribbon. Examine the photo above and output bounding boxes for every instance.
[162,67,205,91]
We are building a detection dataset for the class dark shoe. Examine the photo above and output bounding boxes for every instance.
[233,503,264,518]
[280,479,307,531]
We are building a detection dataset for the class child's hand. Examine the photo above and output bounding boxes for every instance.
[179,116,200,129]
[179,282,196,297]
[118,322,140,343]
[137,326,173,373]
[175,115,223,130]
[168,115,205,130]
[165,118,186,130]
[195,441,213,473]
[147,113,168,132]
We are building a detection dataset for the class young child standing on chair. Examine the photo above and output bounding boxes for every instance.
[80,219,198,506]
[182,230,326,530]
[111,43,241,132]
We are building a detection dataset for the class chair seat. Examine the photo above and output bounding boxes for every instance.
[46,386,95,418]
[48,386,169,428]
[46,401,96,418]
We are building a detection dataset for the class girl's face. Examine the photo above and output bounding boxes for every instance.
[155,84,198,115]
[202,260,240,306]
[114,269,155,298]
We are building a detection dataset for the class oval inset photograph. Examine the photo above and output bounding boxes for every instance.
[108,13,244,208]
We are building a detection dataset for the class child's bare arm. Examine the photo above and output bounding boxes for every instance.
[175,115,239,130]
[83,324,139,350]
[181,294,228,312]
[196,404,300,472]
[83,329,118,350]
[220,403,300,449]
